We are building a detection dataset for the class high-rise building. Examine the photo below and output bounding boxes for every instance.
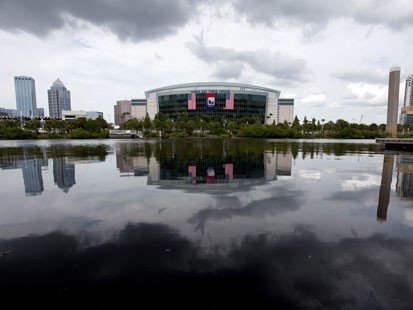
[404,75,413,107]
[114,100,132,126]
[400,75,413,125]
[277,99,294,125]
[48,78,71,118]
[14,76,38,118]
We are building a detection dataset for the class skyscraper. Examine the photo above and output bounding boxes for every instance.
[404,75,413,107]
[14,76,37,118]
[399,75,413,124]
[48,78,71,118]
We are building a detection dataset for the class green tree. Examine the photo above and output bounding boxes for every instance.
[24,119,41,131]
[291,116,300,129]
[0,120,19,129]
[143,112,152,130]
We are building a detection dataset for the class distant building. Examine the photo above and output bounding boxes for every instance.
[114,100,132,126]
[145,82,293,124]
[400,75,413,125]
[0,108,8,117]
[48,78,71,118]
[131,99,147,120]
[115,82,294,125]
[277,99,294,125]
[114,99,147,126]
[62,110,103,120]
[14,76,38,118]
[36,108,45,118]
[404,75,413,107]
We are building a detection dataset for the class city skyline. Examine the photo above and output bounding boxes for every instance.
[1,1,413,124]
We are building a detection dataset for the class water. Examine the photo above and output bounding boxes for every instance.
[0,138,413,308]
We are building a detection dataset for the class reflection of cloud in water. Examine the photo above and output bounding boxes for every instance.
[298,169,321,180]
[403,208,413,228]
[341,174,380,191]
[325,187,378,203]
[1,223,412,308]
[188,192,303,233]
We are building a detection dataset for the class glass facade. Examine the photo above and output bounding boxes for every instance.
[14,76,37,118]
[159,156,265,183]
[405,115,413,125]
[48,79,71,119]
[158,93,267,122]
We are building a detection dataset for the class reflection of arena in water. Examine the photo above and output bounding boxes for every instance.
[114,141,293,191]
[147,152,292,191]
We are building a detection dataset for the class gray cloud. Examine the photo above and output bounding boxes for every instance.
[332,71,387,84]
[212,61,244,79]
[186,32,309,82]
[0,0,196,41]
[231,0,413,30]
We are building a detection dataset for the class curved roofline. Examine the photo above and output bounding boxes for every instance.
[145,82,280,97]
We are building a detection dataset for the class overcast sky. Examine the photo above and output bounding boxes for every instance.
[1,0,413,124]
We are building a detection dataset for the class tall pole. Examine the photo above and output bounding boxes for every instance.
[386,67,401,138]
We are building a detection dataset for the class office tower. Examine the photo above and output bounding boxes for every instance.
[386,67,401,137]
[400,75,413,124]
[14,76,37,118]
[114,100,132,125]
[48,78,71,118]
[404,75,413,107]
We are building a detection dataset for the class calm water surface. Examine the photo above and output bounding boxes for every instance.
[0,138,413,308]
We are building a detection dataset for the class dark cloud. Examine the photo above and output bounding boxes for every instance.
[1,223,413,308]
[0,0,196,41]
[186,32,309,82]
[231,0,413,30]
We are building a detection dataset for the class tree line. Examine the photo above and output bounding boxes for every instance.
[120,113,397,139]
[0,116,110,139]
[1,113,413,139]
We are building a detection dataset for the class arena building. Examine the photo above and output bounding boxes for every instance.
[114,82,294,125]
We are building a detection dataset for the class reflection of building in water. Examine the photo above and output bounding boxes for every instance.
[22,159,45,196]
[148,152,292,190]
[53,158,76,193]
[377,154,395,221]
[276,153,292,176]
[115,143,149,176]
[0,148,48,196]
[378,153,413,223]
[396,154,413,228]
[396,155,413,199]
